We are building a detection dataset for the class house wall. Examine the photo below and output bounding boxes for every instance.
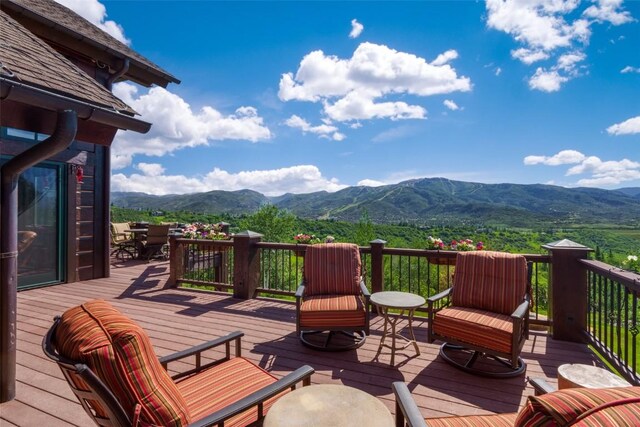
[0,135,110,284]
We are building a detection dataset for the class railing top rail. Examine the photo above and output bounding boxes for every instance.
[255,242,372,253]
[580,259,640,292]
[380,247,551,262]
[173,238,234,248]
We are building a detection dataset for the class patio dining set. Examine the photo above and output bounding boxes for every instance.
[110,222,182,262]
[43,245,640,426]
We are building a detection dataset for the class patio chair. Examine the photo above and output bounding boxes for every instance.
[109,222,136,261]
[392,380,640,427]
[42,299,314,427]
[295,243,370,351]
[140,223,170,261]
[427,251,532,377]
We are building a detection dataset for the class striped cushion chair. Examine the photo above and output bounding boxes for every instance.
[427,251,532,377]
[393,381,640,427]
[42,300,314,427]
[295,243,370,351]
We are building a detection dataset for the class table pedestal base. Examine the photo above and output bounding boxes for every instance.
[375,307,420,365]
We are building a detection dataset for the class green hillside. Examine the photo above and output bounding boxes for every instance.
[112,178,640,227]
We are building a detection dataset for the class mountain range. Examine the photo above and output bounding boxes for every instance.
[111,178,640,227]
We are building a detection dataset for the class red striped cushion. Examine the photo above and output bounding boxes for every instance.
[304,243,361,296]
[432,307,513,354]
[425,413,517,427]
[55,300,191,426]
[574,400,640,426]
[176,357,282,427]
[515,387,640,427]
[299,295,366,328]
[452,251,528,315]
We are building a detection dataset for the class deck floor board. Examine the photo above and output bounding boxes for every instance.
[2,259,601,426]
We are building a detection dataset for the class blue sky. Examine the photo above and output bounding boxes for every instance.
[59,0,639,196]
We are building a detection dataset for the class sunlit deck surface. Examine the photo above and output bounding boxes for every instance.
[3,259,598,426]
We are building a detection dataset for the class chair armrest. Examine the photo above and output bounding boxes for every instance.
[427,287,452,309]
[187,365,315,427]
[511,298,530,320]
[159,331,243,368]
[295,284,305,299]
[392,382,427,427]
[428,287,452,303]
[360,280,370,298]
[527,377,555,395]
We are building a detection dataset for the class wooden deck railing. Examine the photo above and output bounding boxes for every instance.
[582,259,640,385]
[168,232,640,381]
[169,236,551,322]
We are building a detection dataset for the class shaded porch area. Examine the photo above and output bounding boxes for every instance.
[2,259,598,426]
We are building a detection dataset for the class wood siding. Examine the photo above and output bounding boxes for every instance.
[0,137,109,285]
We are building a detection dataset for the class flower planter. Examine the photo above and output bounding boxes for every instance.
[292,246,306,258]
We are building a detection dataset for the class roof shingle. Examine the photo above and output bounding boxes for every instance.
[3,0,179,86]
[0,9,136,115]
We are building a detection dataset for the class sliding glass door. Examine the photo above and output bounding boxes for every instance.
[17,163,65,289]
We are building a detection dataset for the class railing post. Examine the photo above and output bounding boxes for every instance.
[233,230,262,299]
[167,235,183,287]
[370,239,386,294]
[542,239,593,342]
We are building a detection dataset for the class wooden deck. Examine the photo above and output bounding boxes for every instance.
[2,259,599,426]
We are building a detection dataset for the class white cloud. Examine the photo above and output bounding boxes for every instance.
[621,66,640,74]
[486,0,633,92]
[524,149,640,187]
[583,0,634,25]
[432,50,459,66]
[349,19,364,38]
[495,67,502,76]
[111,83,271,169]
[443,99,460,111]
[524,149,586,165]
[54,0,130,45]
[111,164,347,196]
[486,0,582,51]
[284,115,345,140]
[607,116,640,135]
[556,51,586,72]
[323,90,427,121]
[278,42,470,123]
[511,48,550,64]
[357,179,386,187]
[136,163,165,177]
[528,68,568,92]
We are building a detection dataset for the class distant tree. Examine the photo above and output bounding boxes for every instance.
[237,204,295,243]
[353,209,375,245]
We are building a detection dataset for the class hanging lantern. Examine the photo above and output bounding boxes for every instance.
[75,166,84,183]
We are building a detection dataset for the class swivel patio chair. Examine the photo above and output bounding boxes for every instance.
[109,222,136,261]
[392,380,640,427]
[427,251,532,378]
[295,243,370,351]
[42,299,314,427]
[140,223,170,261]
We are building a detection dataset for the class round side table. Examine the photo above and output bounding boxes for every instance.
[557,364,631,389]
[370,291,426,366]
[263,384,393,427]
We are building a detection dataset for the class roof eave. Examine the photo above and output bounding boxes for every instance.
[0,78,151,133]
